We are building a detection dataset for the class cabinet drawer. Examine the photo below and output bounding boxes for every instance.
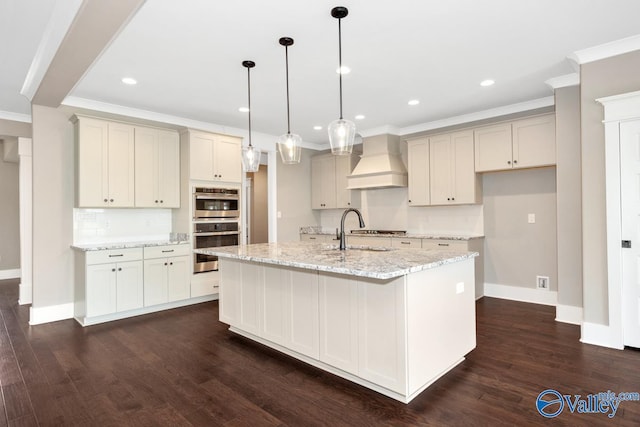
[422,240,468,251]
[300,234,334,242]
[346,236,392,248]
[86,247,143,265]
[391,238,422,249]
[144,244,190,259]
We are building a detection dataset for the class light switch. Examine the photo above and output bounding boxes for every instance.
[528,213,535,224]
[277,211,282,219]
[456,282,464,294]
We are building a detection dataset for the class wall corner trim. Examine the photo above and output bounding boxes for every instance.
[483,283,558,306]
[555,304,583,325]
[0,269,21,280]
[29,303,74,325]
[580,322,624,350]
[569,34,640,65]
[545,73,580,90]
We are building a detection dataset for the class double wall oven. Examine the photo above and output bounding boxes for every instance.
[193,187,240,273]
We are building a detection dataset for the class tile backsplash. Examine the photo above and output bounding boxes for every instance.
[73,209,173,244]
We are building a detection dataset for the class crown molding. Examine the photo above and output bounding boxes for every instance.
[568,34,640,65]
[398,96,555,136]
[20,0,84,101]
[358,125,401,138]
[545,73,580,90]
[0,110,32,123]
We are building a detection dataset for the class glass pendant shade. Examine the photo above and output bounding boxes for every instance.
[278,132,302,164]
[242,145,261,172]
[328,118,356,155]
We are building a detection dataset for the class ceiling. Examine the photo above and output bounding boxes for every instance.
[4,0,640,145]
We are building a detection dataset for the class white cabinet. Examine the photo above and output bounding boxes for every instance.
[311,153,359,209]
[429,131,480,205]
[143,245,190,306]
[346,235,392,248]
[188,130,241,183]
[474,114,555,172]
[75,117,135,207]
[77,248,144,318]
[407,138,430,206]
[134,126,180,207]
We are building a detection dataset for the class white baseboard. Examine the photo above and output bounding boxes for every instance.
[483,283,558,306]
[0,269,21,280]
[580,322,624,350]
[18,282,32,305]
[555,304,583,325]
[29,303,74,325]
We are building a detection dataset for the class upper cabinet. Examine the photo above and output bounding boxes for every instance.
[311,153,359,209]
[135,126,180,208]
[407,138,430,206]
[429,130,480,205]
[74,115,180,208]
[75,116,135,208]
[474,114,555,172]
[188,130,242,183]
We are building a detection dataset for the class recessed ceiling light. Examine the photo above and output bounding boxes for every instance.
[121,77,137,85]
[408,99,420,106]
[313,125,322,130]
[238,107,250,113]
[355,114,365,120]
[336,65,351,75]
[480,79,495,87]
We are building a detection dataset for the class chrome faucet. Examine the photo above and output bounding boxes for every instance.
[339,208,365,250]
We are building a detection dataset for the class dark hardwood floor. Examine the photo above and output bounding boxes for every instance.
[1,278,639,426]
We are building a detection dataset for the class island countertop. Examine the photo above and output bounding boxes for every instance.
[194,241,478,280]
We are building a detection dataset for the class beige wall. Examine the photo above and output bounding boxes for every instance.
[555,85,582,308]
[581,50,640,325]
[0,151,20,270]
[277,148,320,242]
[482,167,558,290]
[249,165,269,243]
[0,118,31,139]
[31,105,75,308]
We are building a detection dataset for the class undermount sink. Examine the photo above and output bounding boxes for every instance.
[323,244,396,252]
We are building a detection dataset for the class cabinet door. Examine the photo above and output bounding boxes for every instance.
[116,261,144,312]
[107,122,135,207]
[239,261,263,335]
[287,269,320,359]
[311,156,336,209]
[77,117,109,207]
[144,258,169,306]
[167,256,190,302]
[189,132,215,180]
[512,115,556,169]
[429,134,452,205]
[134,126,159,207]
[219,259,242,326]
[407,139,430,206]
[335,155,357,208]
[86,263,117,317]
[214,136,242,183]
[474,124,512,172]
[319,274,358,374]
[157,130,180,207]
[451,131,477,204]
[262,265,288,346]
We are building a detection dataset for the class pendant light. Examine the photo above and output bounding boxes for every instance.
[328,6,356,156]
[241,60,261,173]
[277,37,302,164]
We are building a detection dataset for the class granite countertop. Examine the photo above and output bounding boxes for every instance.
[71,239,189,252]
[194,241,478,280]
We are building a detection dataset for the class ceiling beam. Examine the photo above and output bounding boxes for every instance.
[32,0,146,107]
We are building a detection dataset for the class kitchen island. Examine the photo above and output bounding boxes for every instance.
[194,241,478,403]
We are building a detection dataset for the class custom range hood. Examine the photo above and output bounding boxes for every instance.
[347,134,408,189]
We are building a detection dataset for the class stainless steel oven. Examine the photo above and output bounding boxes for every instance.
[193,220,240,273]
[193,187,239,220]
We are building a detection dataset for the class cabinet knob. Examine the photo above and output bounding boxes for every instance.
[447,198,451,201]
[118,267,122,271]
[347,202,351,206]
[160,200,163,203]
[155,200,159,203]
[513,159,518,164]
[169,262,173,265]
[408,200,412,203]
[111,268,116,272]
[507,160,511,165]
[451,197,455,201]
[104,199,108,203]
[164,262,168,266]
[110,199,114,202]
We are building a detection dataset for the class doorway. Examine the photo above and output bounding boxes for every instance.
[245,163,269,244]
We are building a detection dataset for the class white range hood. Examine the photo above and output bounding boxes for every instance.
[347,134,407,189]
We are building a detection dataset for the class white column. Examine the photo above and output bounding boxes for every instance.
[18,137,33,305]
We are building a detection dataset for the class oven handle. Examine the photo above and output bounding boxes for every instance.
[194,194,239,200]
[193,231,240,237]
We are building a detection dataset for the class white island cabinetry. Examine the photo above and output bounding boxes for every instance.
[208,242,477,403]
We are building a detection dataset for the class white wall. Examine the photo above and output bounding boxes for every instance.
[0,145,20,271]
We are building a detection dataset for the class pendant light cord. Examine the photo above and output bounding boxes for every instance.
[338,17,343,120]
[285,44,291,134]
[247,66,252,147]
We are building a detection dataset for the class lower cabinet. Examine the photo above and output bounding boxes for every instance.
[143,245,190,306]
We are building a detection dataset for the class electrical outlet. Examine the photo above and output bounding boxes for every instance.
[528,213,536,224]
[456,282,464,294]
[536,275,549,290]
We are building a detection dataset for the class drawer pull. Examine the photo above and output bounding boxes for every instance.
[109,254,124,257]
[309,237,316,240]
[401,241,411,245]
[438,243,449,247]
[161,249,175,253]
